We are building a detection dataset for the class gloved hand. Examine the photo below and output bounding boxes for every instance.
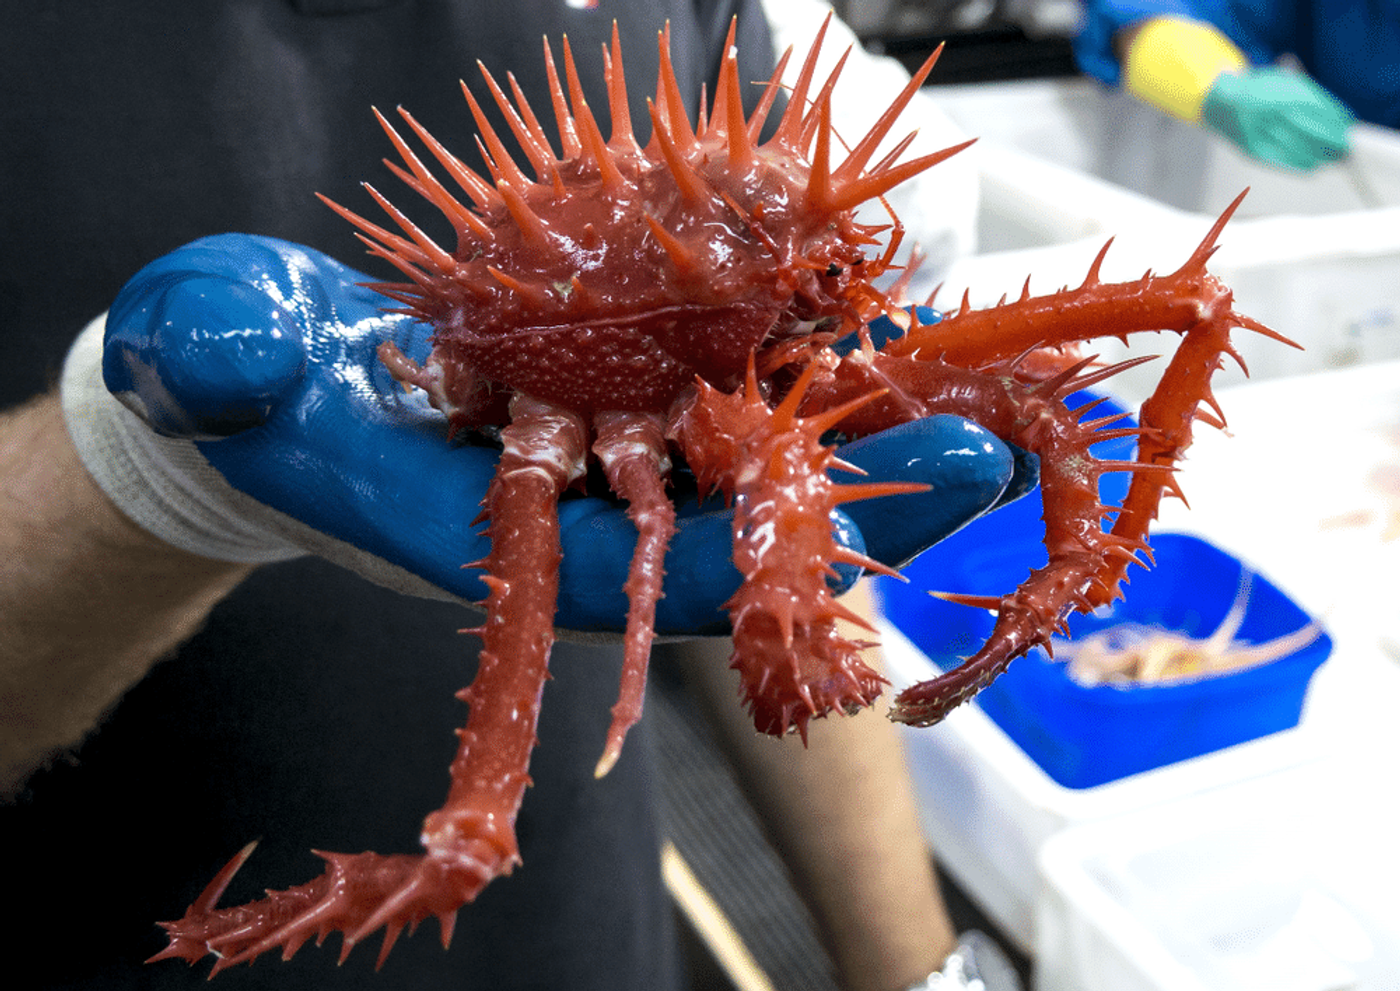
[1201,67,1353,170]
[62,234,1021,634]
[1120,16,1352,171]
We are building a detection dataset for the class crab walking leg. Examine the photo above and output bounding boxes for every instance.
[884,193,1289,370]
[150,847,432,972]
[802,350,1165,726]
[590,410,676,778]
[672,366,926,741]
[333,393,590,950]
[429,392,589,869]
[1101,290,1256,585]
[150,395,586,974]
[331,393,589,952]
[789,209,1291,726]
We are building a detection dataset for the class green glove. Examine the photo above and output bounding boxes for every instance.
[1201,67,1354,170]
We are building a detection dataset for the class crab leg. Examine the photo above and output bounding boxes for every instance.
[808,350,1165,723]
[897,203,1288,589]
[150,394,587,972]
[590,410,676,778]
[672,363,926,740]
[800,208,1289,725]
[883,193,1289,369]
[421,391,587,887]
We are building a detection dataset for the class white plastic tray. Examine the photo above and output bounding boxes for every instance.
[1035,759,1400,991]
[923,79,1400,404]
[878,614,1323,954]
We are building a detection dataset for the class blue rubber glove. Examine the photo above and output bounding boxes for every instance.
[1202,67,1353,171]
[76,234,1019,634]
[833,308,1041,566]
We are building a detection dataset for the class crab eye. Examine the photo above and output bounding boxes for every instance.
[826,263,843,277]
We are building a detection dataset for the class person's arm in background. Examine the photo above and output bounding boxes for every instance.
[1074,0,1353,170]
[677,581,960,991]
[692,9,1013,988]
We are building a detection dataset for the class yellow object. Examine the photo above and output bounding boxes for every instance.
[1121,16,1249,121]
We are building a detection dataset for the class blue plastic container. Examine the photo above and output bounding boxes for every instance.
[879,395,1332,789]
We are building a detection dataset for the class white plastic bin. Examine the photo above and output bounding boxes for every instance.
[921,79,1400,403]
[1035,760,1400,991]
[876,615,1322,954]
[933,78,1400,233]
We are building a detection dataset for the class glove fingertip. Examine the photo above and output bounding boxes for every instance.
[835,415,1016,568]
[105,275,308,438]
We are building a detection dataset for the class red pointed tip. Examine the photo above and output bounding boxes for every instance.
[194,841,259,914]
[1178,188,1250,274]
[929,590,1003,612]
[803,93,834,215]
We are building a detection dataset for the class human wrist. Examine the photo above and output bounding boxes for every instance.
[1121,16,1247,121]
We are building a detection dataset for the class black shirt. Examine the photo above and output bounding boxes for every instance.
[0,2,776,987]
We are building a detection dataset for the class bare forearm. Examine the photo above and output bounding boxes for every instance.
[680,582,957,991]
[0,394,252,792]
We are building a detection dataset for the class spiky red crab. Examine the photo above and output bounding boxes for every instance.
[152,17,1289,973]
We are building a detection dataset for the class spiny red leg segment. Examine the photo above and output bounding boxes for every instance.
[886,193,1290,369]
[1106,291,1253,579]
[410,391,587,898]
[590,410,676,778]
[151,394,586,973]
[672,364,924,740]
[806,351,1153,724]
[887,205,1286,608]
[150,846,454,974]
[799,210,1288,725]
